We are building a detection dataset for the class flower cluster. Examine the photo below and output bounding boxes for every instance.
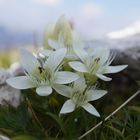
[7,16,127,117]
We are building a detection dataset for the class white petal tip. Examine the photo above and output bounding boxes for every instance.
[123,65,128,69]
[6,76,34,89]
[83,103,100,117]
[60,100,75,114]
[36,86,52,96]
[96,74,112,81]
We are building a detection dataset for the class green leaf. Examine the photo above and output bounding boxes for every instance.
[128,106,140,113]
[46,112,66,136]
[0,103,30,130]
[105,125,125,139]
[12,135,37,140]
[0,103,44,138]
[137,81,140,86]
[0,128,15,137]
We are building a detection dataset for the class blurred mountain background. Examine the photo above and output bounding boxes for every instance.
[0,24,140,49]
[0,26,34,48]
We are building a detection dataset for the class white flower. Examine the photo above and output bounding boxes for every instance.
[6,48,79,96]
[69,47,128,81]
[42,15,83,60]
[54,77,107,116]
[44,32,83,60]
[44,15,73,50]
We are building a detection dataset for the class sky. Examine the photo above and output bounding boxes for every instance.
[0,0,140,39]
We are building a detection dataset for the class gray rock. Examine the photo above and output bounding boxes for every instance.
[113,47,140,80]
[0,68,22,107]
[0,69,10,85]
[0,135,11,140]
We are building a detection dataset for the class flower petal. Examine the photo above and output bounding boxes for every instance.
[48,39,60,50]
[69,61,88,72]
[54,71,79,84]
[96,74,112,81]
[6,76,35,89]
[39,49,53,57]
[45,48,66,71]
[36,86,52,96]
[53,84,71,97]
[87,90,107,101]
[74,47,88,62]
[66,54,78,60]
[48,35,65,50]
[91,48,110,65]
[105,65,128,74]
[82,103,100,117]
[99,48,110,64]
[73,77,86,93]
[19,48,39,73]
[60,100,75,114]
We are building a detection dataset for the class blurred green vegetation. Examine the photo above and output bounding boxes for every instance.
[0,49,18,68]
[0,87,139,140]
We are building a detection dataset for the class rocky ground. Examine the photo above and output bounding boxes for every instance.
[114,47,140,80]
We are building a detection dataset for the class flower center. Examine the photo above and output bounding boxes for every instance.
[38,66,44,74]
[89,57,100,74]
[65,42,74,54]
[71,90,87,107]
[26,66,54,86]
